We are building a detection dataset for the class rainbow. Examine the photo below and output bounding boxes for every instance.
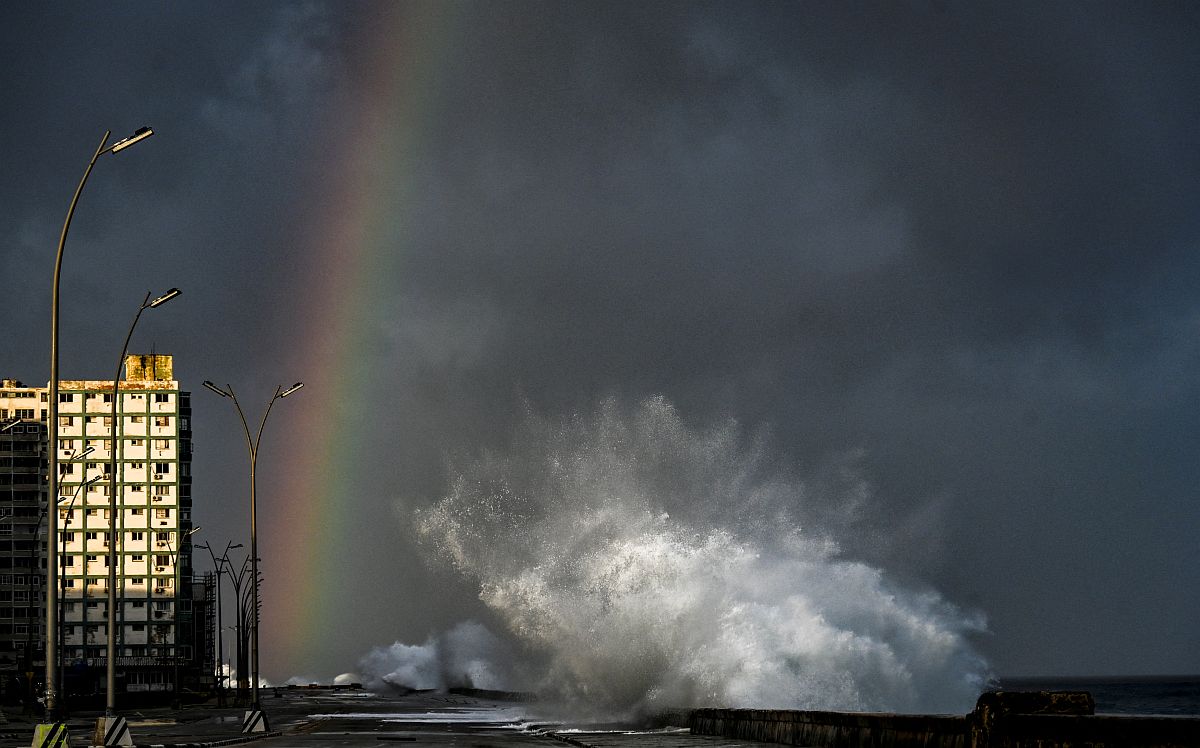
[268,4,463,676]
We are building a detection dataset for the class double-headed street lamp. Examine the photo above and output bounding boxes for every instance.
[58,474,102,709]
[167,526,201,707]
[105,287,180,717]
[202,381,303,716]
[47,125,153,719]
[195,540,242,704]
[224,552,254,703]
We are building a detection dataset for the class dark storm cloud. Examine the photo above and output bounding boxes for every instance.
[345,2,1200,676]
[3,2,1198,679]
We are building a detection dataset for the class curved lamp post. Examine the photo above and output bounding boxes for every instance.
[195,540,242,704]
[57,474,102,709]
[225,552,253,703]
[201,381,302,713]
[47,125,153,719]
[30,448,93,710]
[166,526,200,707]
[105,287,180,716]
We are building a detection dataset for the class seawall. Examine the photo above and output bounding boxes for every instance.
[689,691,1200,748]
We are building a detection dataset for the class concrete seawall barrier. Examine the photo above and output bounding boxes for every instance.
[689,691,1200,748]
[690,708,969,748]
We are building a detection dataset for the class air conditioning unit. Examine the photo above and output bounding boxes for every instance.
[155,566,166,572]
[154,587,165,594]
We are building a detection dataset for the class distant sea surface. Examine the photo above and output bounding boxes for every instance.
[998,676,1200,716]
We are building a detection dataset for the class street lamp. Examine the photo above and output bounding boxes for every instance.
[224,552,253,704]
[28,448,94,713]
[167,526,200,708]
[106,287,181,717]
[195,541,242,705]
[201,380,302,726]
[46,125,154,723]
[57,475,102,710]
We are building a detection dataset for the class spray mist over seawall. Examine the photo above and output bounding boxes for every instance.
[418,396,989,716]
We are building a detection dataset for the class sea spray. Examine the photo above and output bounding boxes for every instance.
[359,621,516,692]
[416,396,989,715]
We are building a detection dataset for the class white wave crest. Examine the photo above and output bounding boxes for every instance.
[417,396,989,715]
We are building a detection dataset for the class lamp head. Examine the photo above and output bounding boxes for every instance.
[202,381,231,398]
[110,126,154,154]
[279,382,304,398]
[148,287,181,308]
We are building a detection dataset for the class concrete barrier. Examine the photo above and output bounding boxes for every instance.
[689,691,1200,748]
[691,708,969,748]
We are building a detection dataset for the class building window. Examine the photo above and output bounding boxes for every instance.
[131,554,144,562]
[154,508,170,520]
[59,393,74,403]
[153,463,169,476]
[154,555,170,566]
[129,578,144,585]
[154,439,170,450]
[155,416,171,427]
[86,531,98,540]
[130,438,144,447]
[64,557,75,567]
[131,508,144,516]
[130,532,144,541]
[154,394,170,403]
[129,416,144,424]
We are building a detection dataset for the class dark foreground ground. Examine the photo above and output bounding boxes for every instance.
[3,687,1199,748]
[0,688,751,748]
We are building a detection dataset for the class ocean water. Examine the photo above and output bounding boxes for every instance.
[998,676,1200,716]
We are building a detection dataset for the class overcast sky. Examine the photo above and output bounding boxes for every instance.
[2,2,1198,685]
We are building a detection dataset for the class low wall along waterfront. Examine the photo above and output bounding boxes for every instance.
[688,691,1200,748]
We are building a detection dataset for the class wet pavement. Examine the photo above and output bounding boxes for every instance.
[1,689,769,748]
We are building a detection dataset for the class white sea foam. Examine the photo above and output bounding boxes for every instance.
[415,396,989,716]
[359,620,514,692]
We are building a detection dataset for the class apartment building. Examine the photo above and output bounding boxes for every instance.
[0,388,47,701]
[0,354,212,700]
